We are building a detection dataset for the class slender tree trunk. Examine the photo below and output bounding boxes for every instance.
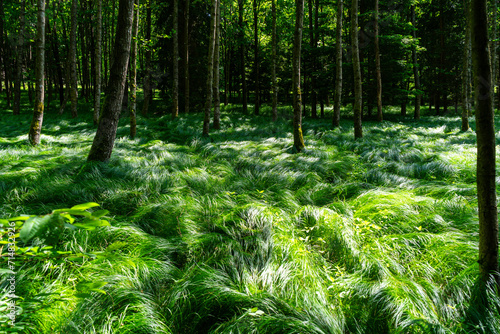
[351,0,362,139]
[129,0,139,138]
[94,0,103,125]
[0,0,4,95]
[253,0,260,115]
[314,0,320,117]
[223,8,229,106]
[333,0,343,127]
[213,0,221,129]
[374,0,382,122]
[271,0,278,121]
[69,0,78,118]
[292,0,305,152]
[202,0,217,137]
[491,0,498,111]
[183,0,190,113]
[308,0,317,118]
[238,0,247,113]
[172,0,179,119]
[142,0,152,115]
[411,5,421,120]
[29,0,46,146]
[462,0,471,131]
[471,0,499,287]
[50,23,64,106]
[88,0,134,161]
[13,0,25,115]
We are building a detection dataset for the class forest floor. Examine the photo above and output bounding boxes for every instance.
[1,100,500,333]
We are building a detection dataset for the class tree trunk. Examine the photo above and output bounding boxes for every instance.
[202,0,217,137]
[491,0,498,111]
[29,0,46,146]
[88,0,134,161]
[0,0,4,95]
[374,0,382,122]
[293,0,305,152]
[333,0,343,127]
[129,0,139,138]
[69,0,78,118]
[142,0,152,115]
[253,0,260,115]
[271,0,278,121]
[50,22,64,106]
[308,0,317,118]
[172,0,179,119]
[462,0,471,131]
[13,0,25,115]
[471,0,499,287]
[411,5,421,120]
[213,0,221,129]
[351,0,362,139]
[183,0,190,113]
[238,0,248,113]
[94,0,103,125]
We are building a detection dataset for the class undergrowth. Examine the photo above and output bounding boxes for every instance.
[0,103,499,333]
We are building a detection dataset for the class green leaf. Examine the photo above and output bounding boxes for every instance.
[19,215,52,243]
[70,203,100,211]
[52,209,91,217]
[73,219,110,230]
[91,210,109,218]
[8,216,31,221]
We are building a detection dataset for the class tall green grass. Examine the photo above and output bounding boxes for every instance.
[1,103,498,333]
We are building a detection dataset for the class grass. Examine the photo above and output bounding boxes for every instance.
[1,97,499,333]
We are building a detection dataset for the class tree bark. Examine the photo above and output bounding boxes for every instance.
[333,0,343,127]
[238,0,247,113]
[374,0,382,122]
[69,0,78,118]
[351,0,362,139]
[213,0,221,129]
[308,0,316,118]
[88,0,134,161]
[471,0,499,287]
[411,5,421,120]
[253,0,260,115]
[0,0,4,95]
[292,0,305,152]
[141,0,152,115]
[491,0,498,111]
[202,0,217,137]
[94,0,103,125]
[183,0,190,113]
[129,0,139,138]
[13,0,25,116]
[271,0,278,121]
[29,0,46,146]
[172,0,179,119]
[462,0,471,131]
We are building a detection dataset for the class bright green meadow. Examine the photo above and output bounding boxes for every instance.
[1,104,500,333]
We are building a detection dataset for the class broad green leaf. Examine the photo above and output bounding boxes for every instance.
[70,203,100,211]
[8,216,31,221]
[52,209,91,217]
[91,210,109,218]
[19,215,52,243]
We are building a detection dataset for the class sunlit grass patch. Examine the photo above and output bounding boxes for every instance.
[0,108,497,333]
